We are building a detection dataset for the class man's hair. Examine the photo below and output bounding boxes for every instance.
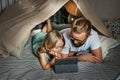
[72,18,92,35]
[38,30,65,53]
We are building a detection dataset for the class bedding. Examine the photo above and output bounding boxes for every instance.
[0,23,120,79]
[0,38,120,80]
[99,35,120,59]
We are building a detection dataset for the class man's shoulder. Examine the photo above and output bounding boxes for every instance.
[91,29,97,34]
[60,28,71,42]
[91,29,99,37]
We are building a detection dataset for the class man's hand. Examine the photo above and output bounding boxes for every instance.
[77,54,100,63]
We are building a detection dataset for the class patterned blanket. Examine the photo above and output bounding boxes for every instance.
[104,18,120,42]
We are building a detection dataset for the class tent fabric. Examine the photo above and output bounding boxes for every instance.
[0,0,111,58]
[74,0,112,36]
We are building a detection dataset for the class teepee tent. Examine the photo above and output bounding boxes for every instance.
[0,0,112,58]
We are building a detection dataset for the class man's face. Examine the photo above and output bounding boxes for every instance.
[70,31,88,47]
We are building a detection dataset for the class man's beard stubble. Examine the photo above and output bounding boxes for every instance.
[71,40,84,47]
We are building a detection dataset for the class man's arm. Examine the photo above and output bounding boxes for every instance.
[77,47,103,63]
[77,30,103,63]
[91,47,103,63]
[62,47,103,63]
[61,51,76,58]
[61,54,69,58]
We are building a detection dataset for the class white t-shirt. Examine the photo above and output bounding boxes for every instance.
[60,28,101,54]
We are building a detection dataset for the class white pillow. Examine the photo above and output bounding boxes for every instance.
[99,35,120,59]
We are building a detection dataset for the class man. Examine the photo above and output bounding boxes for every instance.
[60,18,102,63]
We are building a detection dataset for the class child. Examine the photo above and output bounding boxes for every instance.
[32,19,65,70]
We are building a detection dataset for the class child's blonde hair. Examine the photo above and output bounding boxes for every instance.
[38,30,64,53]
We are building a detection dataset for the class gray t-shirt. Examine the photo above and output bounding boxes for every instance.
[60,28,101,54]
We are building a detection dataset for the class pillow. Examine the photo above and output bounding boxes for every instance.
[10,32,31,59]
[99,35,120,59]
[0,30,30,59]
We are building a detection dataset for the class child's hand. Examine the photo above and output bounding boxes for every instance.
[49,51,61,59]
[54,52,61,59]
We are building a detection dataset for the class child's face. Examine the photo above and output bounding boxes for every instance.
[51,39,64,53]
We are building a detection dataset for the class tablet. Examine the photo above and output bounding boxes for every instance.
[54,58,78,73]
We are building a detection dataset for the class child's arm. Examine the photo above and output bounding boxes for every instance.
[39,52,56,70]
